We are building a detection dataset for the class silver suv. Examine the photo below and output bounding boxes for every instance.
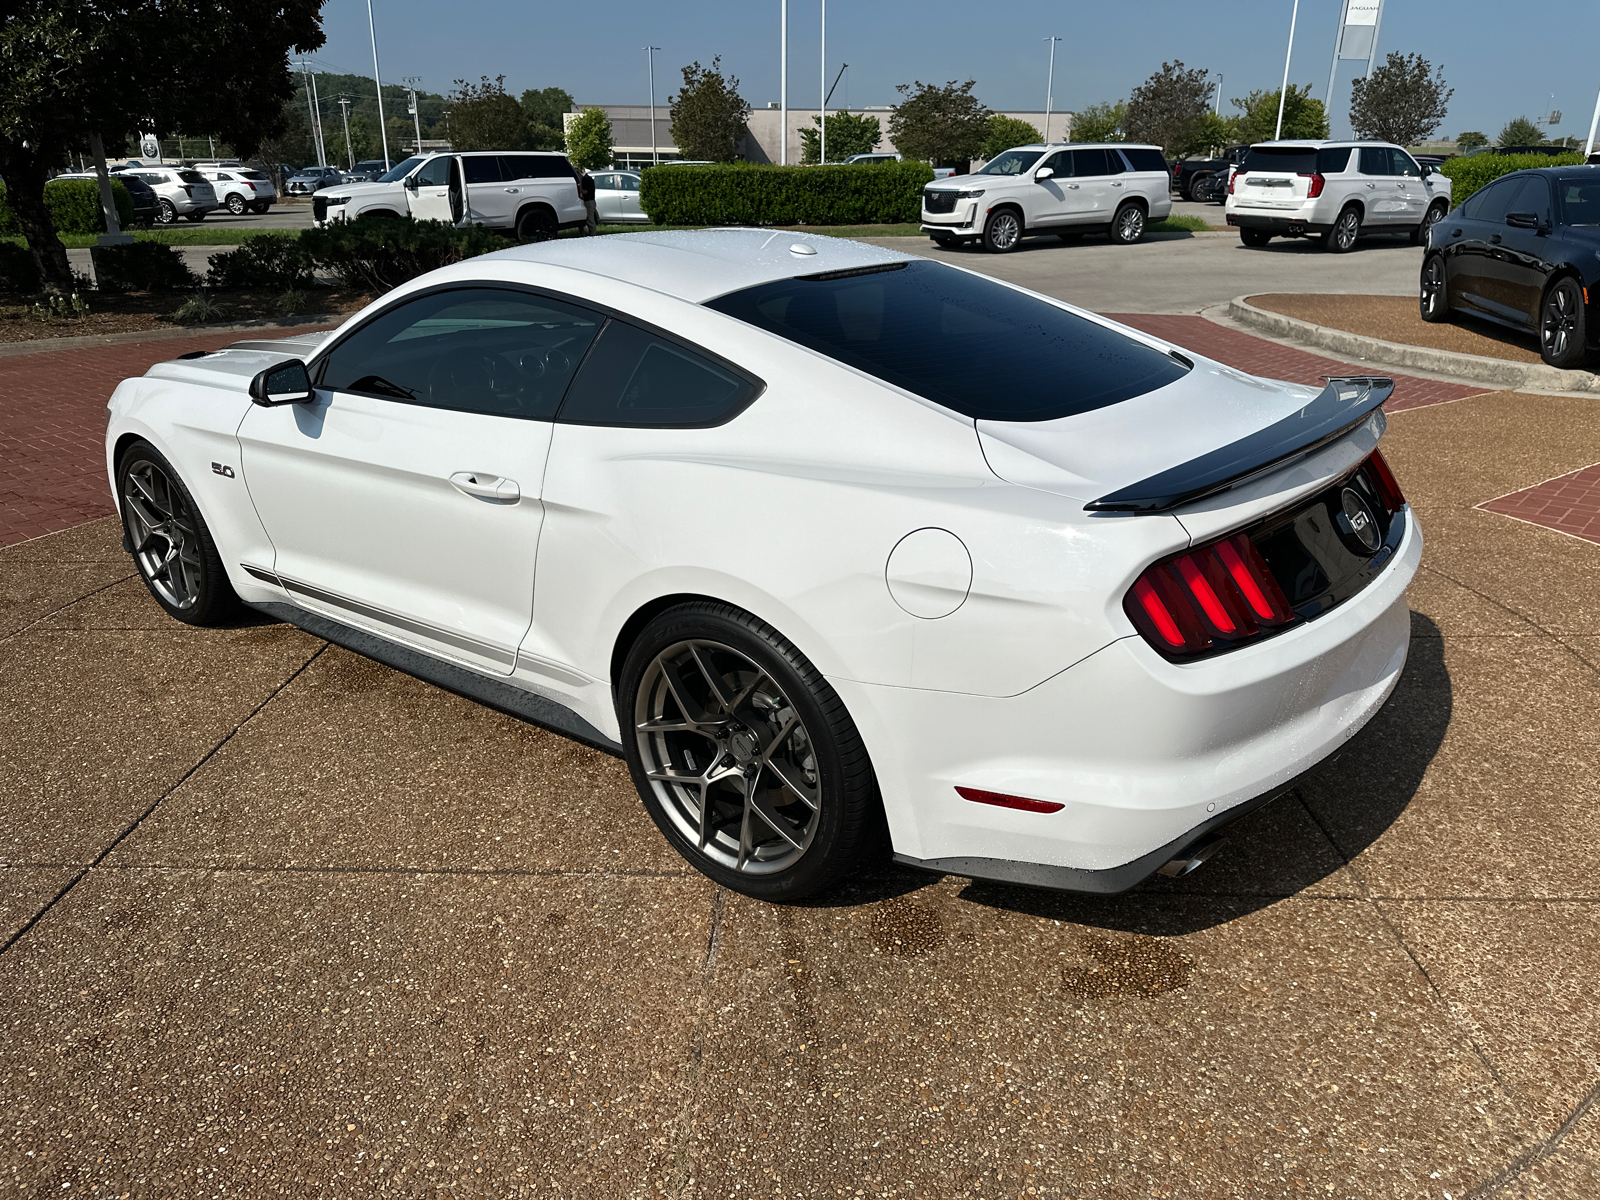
[920,143,1174,252]
[121,166,219,224]
[1225,140,1453,252]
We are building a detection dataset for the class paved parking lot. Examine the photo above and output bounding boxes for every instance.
[4,234,1600,1198]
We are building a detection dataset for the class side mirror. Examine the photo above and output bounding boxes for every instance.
[405,176,418,191]
[1505,211,1542,229]
[249,359,313,407]
[1034,167,1055,182]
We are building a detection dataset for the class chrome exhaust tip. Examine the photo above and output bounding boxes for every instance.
[1156,833,1225,878]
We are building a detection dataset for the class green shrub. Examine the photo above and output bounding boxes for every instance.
[0,242,43,292]
[1438,152,1584,207]
[90,243,198,292]
[0,181,16,236]
[174,293,230,325]
[206,234,315,290]
[299,216,505,291]
[638,161,936,226]
[42,178,136,234]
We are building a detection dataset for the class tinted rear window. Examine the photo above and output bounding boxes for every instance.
[503,154,574,180]
[463,156,504,184]
[238,170,269,181]
[1122,148,1170,173]
[178,170,207,184]
[1242,147,1350,175]
[705,260,1188,423]
[1557,178,1600,225]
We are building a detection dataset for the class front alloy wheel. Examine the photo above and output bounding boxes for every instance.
[982,208,1022,253]
[118,442,238,625]
[157,199,177,225]
[1540,277,1590,369]
[1420,255,1450,323]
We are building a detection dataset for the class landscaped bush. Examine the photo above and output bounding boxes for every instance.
[206,234,315,290]
[637,161,936,226]
[1438,152,1584,206]
[0,181,16,236]
[90,242,198,292]
[299,217,505,291]
[42,178,136,234]
[0,242,43,293]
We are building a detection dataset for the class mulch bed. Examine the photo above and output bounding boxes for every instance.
[0,289,373,344]
[1247,293,1546,364]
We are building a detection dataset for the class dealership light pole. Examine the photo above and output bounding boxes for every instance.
[1586,85,1600,156]
[337,98,353,168]
[645,46,661,166]
[366,0,391,168]
[1042,36,1060,143]
[1273,0,1301,141]
[819,0,826,163]
[404,77,424,155]
[780,1,788,164]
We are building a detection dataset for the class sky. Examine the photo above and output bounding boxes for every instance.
[309,0,1600,144]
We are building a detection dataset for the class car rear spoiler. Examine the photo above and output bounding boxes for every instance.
[1083,375,1393,513]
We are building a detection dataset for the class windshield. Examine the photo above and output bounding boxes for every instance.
[378,156,425,183]
[706,259,1188,422]
[977,150,1043,176]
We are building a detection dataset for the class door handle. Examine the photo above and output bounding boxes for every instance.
[450,472,520,502]
[504,187,520,193]
[1066,183,1079,190]
[1110,181,1123,187]
[1366,182,1376,189]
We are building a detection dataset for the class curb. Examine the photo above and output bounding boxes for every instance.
[0,313,343,360]
[1224,295,1600,395]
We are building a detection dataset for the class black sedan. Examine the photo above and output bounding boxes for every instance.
[1421,168,1600,369]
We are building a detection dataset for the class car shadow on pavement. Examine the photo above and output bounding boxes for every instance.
[916,612,1452,935]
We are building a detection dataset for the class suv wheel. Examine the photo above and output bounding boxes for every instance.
[117,441,240,626]
[1323,206,1361,253]
[1540,277,1590,369]
[226,194,247,215]
[250,202,270,214]
[982,208,1022,253]
[618,601,879,901]
[1240,227,1272,247]
[515,206,557,242]
[1109,202,1146,244]
[1420,255,1451,323]
[157,199,177,225]
[1412,200,1447,246]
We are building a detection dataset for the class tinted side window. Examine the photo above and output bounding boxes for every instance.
[502,155,573,180]
[558,321,758,427]
[1505,176,1551,223]
[1071,149,1111,178]
[1040,150,1073,176]
[1390,149,1421,177]
[1469,178,1518,223]
[1557,178,1600,225]
[1358,148,1392,176]
[463,156,504,184]
[318,287,604,420]
[414,157,451,187]
[1122,148,1169,173]
[1317,147,1353,173]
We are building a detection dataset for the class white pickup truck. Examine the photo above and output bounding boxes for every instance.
[313,151,588,241]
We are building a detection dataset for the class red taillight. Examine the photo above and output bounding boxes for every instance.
[1124,535,1296,661]
[1228,170,1238,195]
[1300,172,1326,198]
[1366,448,1406,513]
[1213,535,1292,624]
[182,185,193,197]
[955,786,1065,815]
[1130,576,1184,647]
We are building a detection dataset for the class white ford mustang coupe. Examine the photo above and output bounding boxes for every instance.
[104,230,1419,900]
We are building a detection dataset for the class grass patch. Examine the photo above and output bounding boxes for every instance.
[3,229,299,249]
[1149,214,1213,233]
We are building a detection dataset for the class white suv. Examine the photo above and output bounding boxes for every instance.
[202,168,278,215]
[1225,140,1453,252]
[121,166,220,224]
[920,143,1174,253]
[313,151,588,240]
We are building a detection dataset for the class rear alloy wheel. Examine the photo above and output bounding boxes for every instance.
[1323,206,1360,253]
[1540,277,1590,369]
[157,199,177,225]
[982,208,1022,253]
[619,601,878,901]
[117,441,239,626]
[226,194,247,215]
[515,206,557,242]
[1240,227,1272,247]
[250,202,270,214]
[1420,255,1451,323]
[1413,200,1447,246]
[184,211,206,222]
[1109,202,1146,244]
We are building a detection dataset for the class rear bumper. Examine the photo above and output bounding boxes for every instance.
[1226,212,1330,236]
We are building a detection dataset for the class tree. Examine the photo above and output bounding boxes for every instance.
[1456,130,1489,152]
[521,87,575,152]
[1071,101,1126,143]
[1,0,325,292]
[800,112,881,163]
[1497,116,1546,147]
[980,115,1042,160]
[1124,61,1213,156]
[668,58,751,162]
[1232,85,1329,144]
[564,107,613,171]
[1179,110,1240,157]
[445,76,529,152]
[1349,52,1452,146]
[888,80,990,167]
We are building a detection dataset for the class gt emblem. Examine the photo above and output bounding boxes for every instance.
[1336,487,1381,554]
[211,462,235,478]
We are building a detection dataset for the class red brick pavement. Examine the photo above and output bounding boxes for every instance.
[1479,462,1600,548]
[1105,314,1484,413]
[0,328,333,549]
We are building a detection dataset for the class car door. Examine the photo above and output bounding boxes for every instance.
[236,286,606,675]
[591,173,619,222]
[406,155,458,223]
[1065,149,1118,225]
[1491,175,1556,322]
[1357,147,1404,226]
[1388,148,1426,225]
[1443,177,1515,319]
[462,155,515,227]
[1026,150,1075,226]
[615,173,645,221]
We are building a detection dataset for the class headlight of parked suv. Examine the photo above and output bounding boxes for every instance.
[322,196,351,206]
[956,189,986,198]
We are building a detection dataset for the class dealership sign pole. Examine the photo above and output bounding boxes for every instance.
[1586,86,1600,157]
[1326,0,1384,119]
[1043,36,1060,143]
[780,1,788,165]
[1273,0,1301,141]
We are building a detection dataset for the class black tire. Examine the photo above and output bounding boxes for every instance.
[116,440,240,627]
[1412,200,1447,246]
[981,207,1023,253]
[184,211,206,222]
[226,194,247,215]
[1109,201,1146,244]
[251,202,270,214]
[1420,254,1451,323]
[1240,227,1272,247]
[157,199,177,225]
[930,233,960,248]
[1323,205,1360,252]
[1185,172,1212,202]
[617,601,879,902]
[515,206,557,242]
[1540,277,1590,370]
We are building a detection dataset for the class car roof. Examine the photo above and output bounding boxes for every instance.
[477,229,917,305]
[1002,142,1161,152]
